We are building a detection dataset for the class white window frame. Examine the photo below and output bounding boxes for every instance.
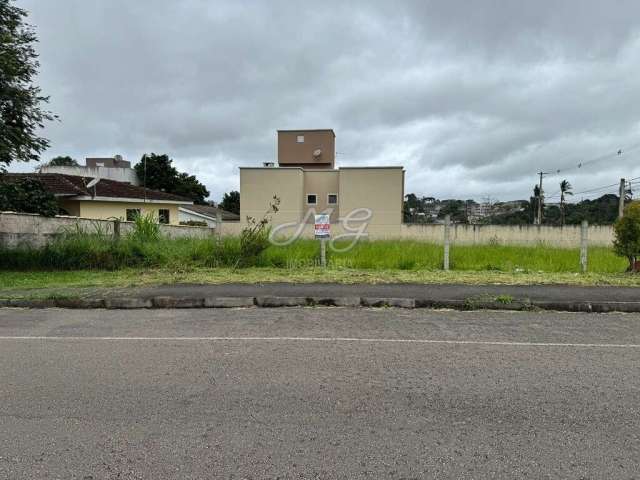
[296,135,304,143]
[327,193,338,205]
[306,193,317,205]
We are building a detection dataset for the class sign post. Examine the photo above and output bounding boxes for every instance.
[314,214,331,268]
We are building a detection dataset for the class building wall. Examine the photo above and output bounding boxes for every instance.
[77,201,181,225]
[240,166,405,231]
[240,168,304,224]
[39,165,140,185]
[303,170,340,223]
[277,130,335,168]
[338,168,404,235]
[59,198,81,216]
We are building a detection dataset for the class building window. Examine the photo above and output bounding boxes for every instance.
[327,194,338,205]
[306,194,317,205]
[126,208,140,221]
[297,135,304,143]
[158,209,170,224]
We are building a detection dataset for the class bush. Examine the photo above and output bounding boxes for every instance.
[237,196,280,267]
[613,202,640,272]
[129,212,161,242]
[0,177,59,216]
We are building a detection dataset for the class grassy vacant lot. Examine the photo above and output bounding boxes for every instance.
[0,235,637,291]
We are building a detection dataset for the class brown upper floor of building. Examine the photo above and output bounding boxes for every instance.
[277,129,335,169]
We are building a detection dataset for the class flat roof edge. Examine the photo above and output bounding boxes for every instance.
[277,129,335,133]
[339,166,404,169]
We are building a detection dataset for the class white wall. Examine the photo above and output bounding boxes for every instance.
[40,165,140,185]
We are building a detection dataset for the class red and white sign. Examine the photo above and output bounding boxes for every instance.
[314,214,331,239]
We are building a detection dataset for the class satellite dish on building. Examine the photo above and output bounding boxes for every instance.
[86,177,100,188]
[86,177,100,198]
[312,148,322,158]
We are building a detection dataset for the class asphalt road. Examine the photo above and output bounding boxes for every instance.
[1,307,639,479]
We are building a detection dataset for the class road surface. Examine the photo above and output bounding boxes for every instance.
[0,307,639,479]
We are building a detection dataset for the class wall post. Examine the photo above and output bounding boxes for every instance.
[113,219,120,239]
[580,220,588,273]
[443,214,451,271]
[215,211,222,240]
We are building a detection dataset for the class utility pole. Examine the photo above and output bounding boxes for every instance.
[143,153,147,204]
[536,172,548,225]
[618,178,626,219]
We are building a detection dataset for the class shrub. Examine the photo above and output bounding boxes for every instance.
[613,202,640,272]
[236,196,280,267]
[0,177,59,216]
[129,212,161,242]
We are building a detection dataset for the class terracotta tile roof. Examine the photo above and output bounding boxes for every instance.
[180,204,240,221]
[1,173,193,203]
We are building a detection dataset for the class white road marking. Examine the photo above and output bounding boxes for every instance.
[0,336,638,348]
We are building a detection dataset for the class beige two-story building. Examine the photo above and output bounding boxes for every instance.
[240,129,405,236]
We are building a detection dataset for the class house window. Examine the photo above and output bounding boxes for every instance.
[306,194,317,205]
[297,135,304,143]
[327,194,338,205]
[158,209,170,224]
[126,208,140,221]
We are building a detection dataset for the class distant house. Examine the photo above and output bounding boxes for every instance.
[240,129,405,234]
[178,204,240,227]
[39,155,139,185]
[1,173,192,225]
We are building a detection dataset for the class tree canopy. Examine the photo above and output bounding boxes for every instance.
[613,202,640,271]
[0,177,58,216]
[47,155,78,167]
[0,0,55,170]
[133,153,210,204]
[219,190,240,215]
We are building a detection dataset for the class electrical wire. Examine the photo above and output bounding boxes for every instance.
[570,182,620,196]
[546,141,640,176]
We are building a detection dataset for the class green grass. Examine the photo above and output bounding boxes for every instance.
[2,268,640,297]
[0,235,636,293]
[0,237,628,272]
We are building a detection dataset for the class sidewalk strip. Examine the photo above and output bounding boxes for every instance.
[0,336,639,348]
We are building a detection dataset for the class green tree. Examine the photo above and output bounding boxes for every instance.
[134,153,209,204]
[219,190,240,215]
[47,155,78,166]
[0,0,55,170]
[559,179,573,226]
[613,202,640,272]
[0,177,58,216]
[438,200,467,223]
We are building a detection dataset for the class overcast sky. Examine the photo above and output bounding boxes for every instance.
[11,0,640,203]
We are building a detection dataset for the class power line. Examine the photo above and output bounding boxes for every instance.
[546,141,640,176]
[570,182,620,196]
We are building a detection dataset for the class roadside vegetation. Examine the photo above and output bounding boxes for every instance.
[3,202,640,291]
[0,230,627,274]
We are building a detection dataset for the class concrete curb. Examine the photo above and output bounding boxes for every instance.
[3,295,640,313]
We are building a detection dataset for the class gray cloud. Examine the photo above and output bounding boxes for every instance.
[12,0,640,202]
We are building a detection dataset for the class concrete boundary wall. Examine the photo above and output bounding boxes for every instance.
[220,221,614,247]
[0,212,215,248]
[2,212,614,248]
